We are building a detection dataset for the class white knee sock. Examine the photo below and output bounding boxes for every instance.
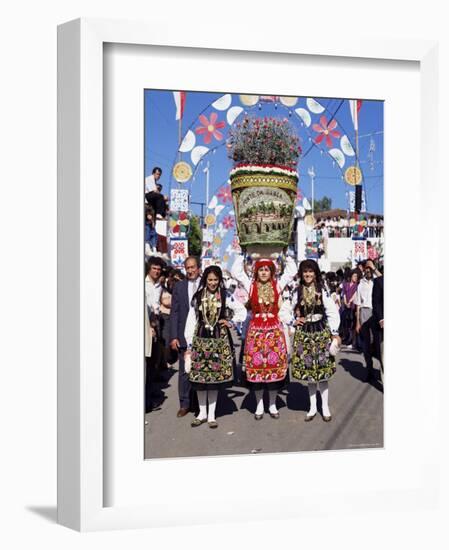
[307,382,317,416]
[196,390,207,420]
[255,389,264,415]
[268,390,278,414]
[207,390,218,422]
[319,381,331,417]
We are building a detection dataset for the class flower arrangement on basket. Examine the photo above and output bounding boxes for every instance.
[227,116,301,167]
[227,116,301,257]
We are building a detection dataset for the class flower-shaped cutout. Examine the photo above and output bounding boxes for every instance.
[195,112,225,144]
[216,184,233,204]
[312,115,341,148]
[222,215,235,230]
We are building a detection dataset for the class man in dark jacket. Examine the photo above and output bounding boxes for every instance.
[169,256,201,417]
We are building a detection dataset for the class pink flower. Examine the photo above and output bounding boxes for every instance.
[216,185,232,204]
[195,112,226,144]
[312,115,341,148]
[267,351,279,366]
[222,215,235,229]
[252,352,263,366]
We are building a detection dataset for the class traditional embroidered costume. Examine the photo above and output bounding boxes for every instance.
[242,259,289,390]
[291,283,340,383]
[185,287,246,390]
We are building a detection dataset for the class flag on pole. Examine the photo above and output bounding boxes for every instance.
[349,99,363,131]
[173,91,186,120]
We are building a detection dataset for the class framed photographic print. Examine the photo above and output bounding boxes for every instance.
[143,88,384,461]
[58,17,440,531]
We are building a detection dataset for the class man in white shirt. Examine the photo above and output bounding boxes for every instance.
[355,266,376,382]
[145,166,166,219]
[145,166,161,194]
[145,257,163,315]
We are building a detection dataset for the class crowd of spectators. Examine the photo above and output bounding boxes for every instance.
[313,214,384,239]
[145,256,186,411]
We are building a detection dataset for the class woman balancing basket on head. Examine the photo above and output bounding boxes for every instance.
[228,115,300,419]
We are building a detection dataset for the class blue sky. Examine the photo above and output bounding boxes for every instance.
[144,90,383,263]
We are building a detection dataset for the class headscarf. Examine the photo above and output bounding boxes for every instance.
[249,259,279,309]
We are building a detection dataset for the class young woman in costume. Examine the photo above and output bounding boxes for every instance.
[290,259,340,422]
[184,265,246,428]
[232,254,296,420]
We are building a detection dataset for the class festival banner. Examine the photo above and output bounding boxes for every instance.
[173,91,186,120]
[349,99,363,131]
[170,188,189,212]
[170,238,189,267]
[352,239,367,265]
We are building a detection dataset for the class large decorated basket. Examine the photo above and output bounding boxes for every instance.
[230,164,297,250]
[227,116,300,258]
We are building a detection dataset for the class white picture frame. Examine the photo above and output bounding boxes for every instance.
[57,17,440,531]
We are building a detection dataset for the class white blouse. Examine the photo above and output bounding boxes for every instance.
[285,287,340,335]
[184,294,247,348]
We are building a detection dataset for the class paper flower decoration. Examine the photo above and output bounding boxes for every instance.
[169,211,189,236]
[216,184,233,204]
[312,115,341,148]
[222,215,235,230]
[195,112,225,144]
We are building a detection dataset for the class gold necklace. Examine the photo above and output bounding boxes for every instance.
[257,282,275,321]
[302,283,321,317]
[201,289,221,333]
[257,281,274,307]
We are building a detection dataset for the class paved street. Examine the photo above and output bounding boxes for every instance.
[145,341,383,459]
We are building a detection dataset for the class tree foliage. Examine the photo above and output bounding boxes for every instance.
[313,196,332,212]
[188,215,202,257]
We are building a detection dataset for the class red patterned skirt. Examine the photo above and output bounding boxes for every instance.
[243,314,288,390]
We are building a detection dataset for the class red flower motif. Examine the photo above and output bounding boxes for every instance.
[216,184,232,204]
[173,242,187,254]
[222,215,235,230]
[312,115,341,147]
[195,112,226,144]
